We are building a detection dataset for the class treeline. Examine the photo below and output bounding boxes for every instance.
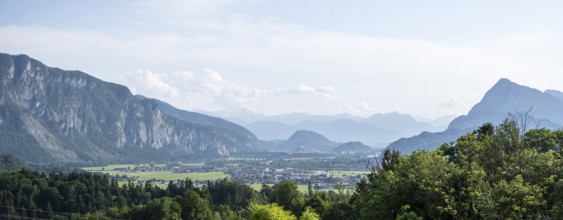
[3,117,563,219]
[0,154,25,172]
[0,169,352,219]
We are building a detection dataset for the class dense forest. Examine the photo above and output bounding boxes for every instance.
[2,117,563,219]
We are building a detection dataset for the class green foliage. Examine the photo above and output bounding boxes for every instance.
[550,180,563,218]
[207,178,260,210]
[133,197,181,220]
[0,154,25,172]
[304,193,329,217]
[6,116,563,219]
[322,201,354,220]
[269,180,305,216]
[381,149,400,171]
[395,205,422,220]
[300,207,320,220]
[353,118,563,219]
[176,190,213,220]
[0,170,247,219]
[248,203,297,220]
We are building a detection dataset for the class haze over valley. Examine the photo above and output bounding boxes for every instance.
[2,53,563,161]
[2,1,563,219]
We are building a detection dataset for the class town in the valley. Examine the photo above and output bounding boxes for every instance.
[103,152,379,191]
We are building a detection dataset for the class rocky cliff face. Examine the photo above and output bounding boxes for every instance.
[0,54,256,163]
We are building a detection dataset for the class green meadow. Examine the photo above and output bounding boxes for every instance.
[329,170,371,177]
[82,164,230,182]
[250,184,329,195]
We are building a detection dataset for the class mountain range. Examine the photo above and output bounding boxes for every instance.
[0,53,260,164]
[206,110,453,148]
[3,53,562,163]
[388,78,563,153]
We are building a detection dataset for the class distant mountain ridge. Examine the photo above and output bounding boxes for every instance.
[207,110,449,147]
[0,53,258,163]
[545,89,563,102]
[388,78,563,153]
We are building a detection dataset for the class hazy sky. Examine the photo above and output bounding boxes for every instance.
[1,0,563,119]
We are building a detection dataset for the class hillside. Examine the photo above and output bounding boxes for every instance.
[0,53,258,163]
[276,130,340,153]
[147,97,259,146]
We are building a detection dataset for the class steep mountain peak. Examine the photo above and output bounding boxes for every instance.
[482,78,537,102]
[494,77,514,86]
[391,78,563,153]
[448,78,563,130]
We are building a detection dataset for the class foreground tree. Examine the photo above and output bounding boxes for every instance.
[269,180,304,216]
[353,118,563,219]
[176,190,213,220]
[248,203,296,220]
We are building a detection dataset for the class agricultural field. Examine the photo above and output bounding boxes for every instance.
[250,183,273,192]
[329,170,371,177]
[82,164,230,182]
[250,184,329,195]
[81,164,138,171]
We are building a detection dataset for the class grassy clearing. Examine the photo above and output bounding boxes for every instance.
[131,172,229,181]
[297,184,310,194]
[250,183,273,192]
[330,170,371,177]
[82,164,137,171]
[89,170,229,181]
[82,164,168,172]
[250,184,327,195]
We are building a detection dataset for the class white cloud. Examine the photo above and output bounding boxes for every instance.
[127,70,181,97]
[438,98,466,110]
[124,69,262,110]
[131,0,242,19]
[288,85,314,94]
[3,12,563,117]
[123,68,338,113]
[316,86,336,93]
[286,85,334,98]
[341,103,379,117]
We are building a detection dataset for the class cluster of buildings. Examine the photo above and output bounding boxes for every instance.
[225,165,366,190]
[101,157,370,191]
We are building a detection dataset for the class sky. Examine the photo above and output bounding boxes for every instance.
[1,0,563,120]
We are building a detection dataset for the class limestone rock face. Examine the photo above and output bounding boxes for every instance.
[0,53,257,163]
